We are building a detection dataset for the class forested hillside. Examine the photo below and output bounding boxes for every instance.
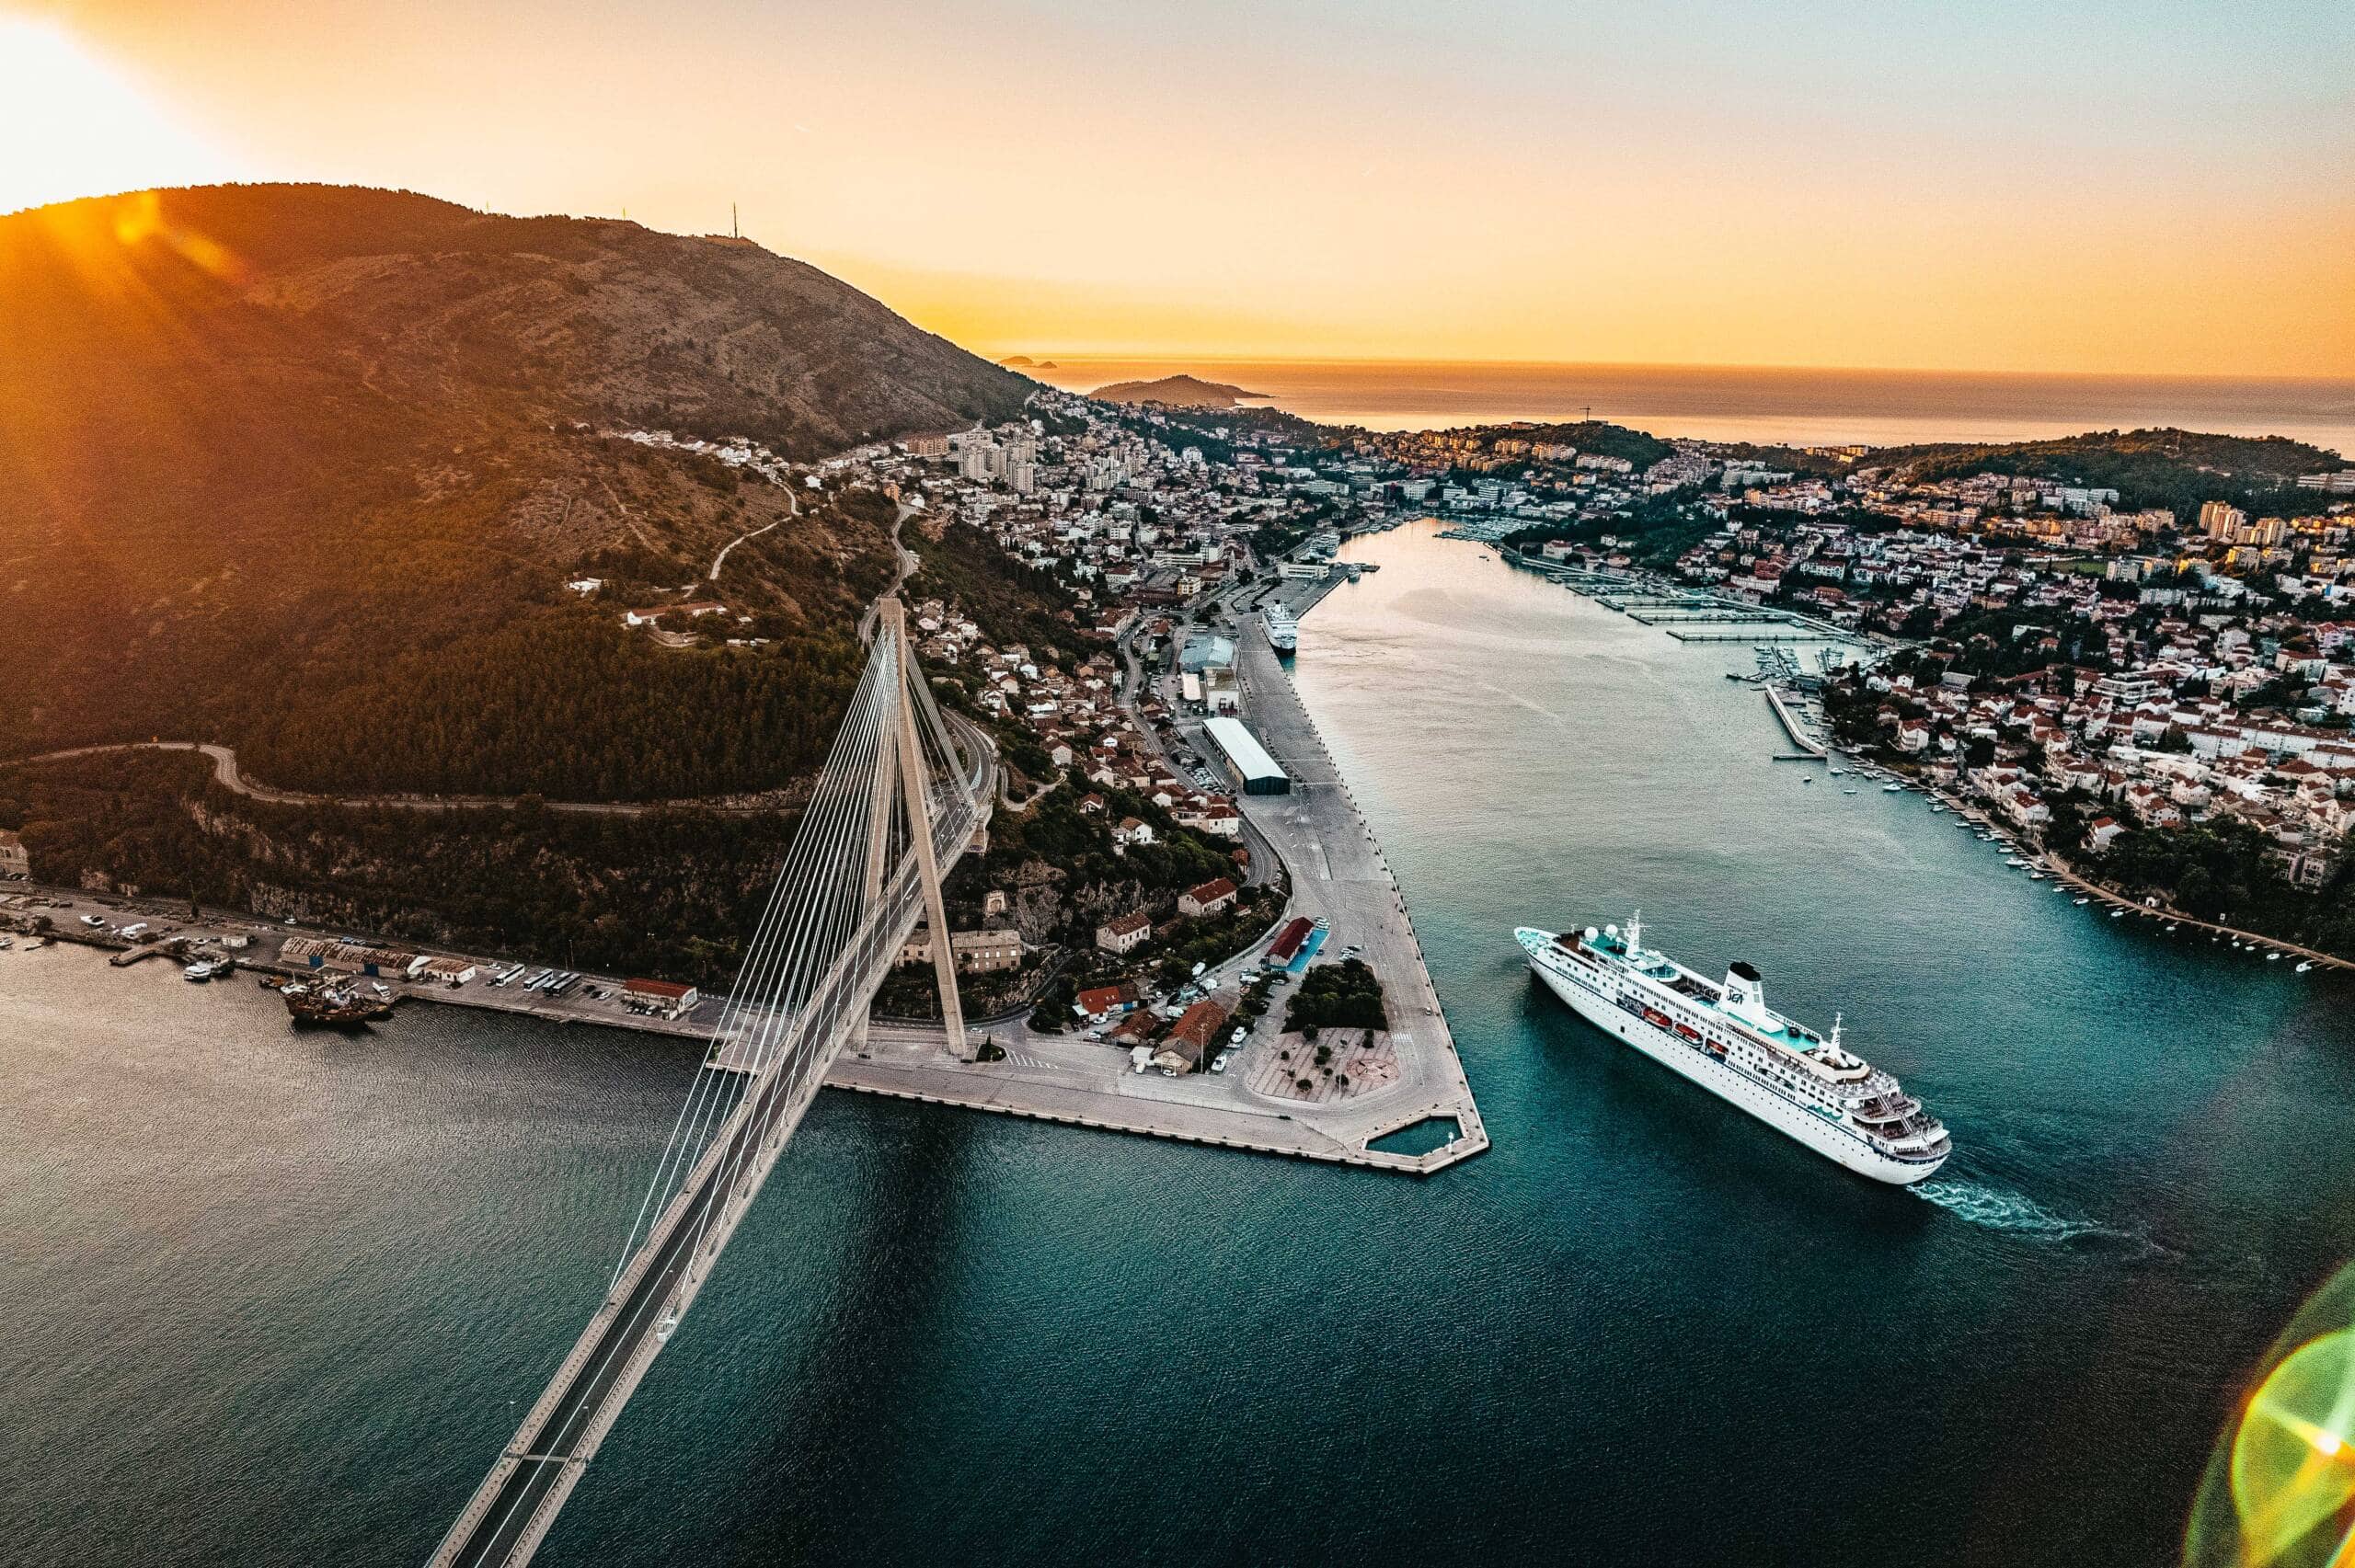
[0,751,797,987]
[0,184,1032,795]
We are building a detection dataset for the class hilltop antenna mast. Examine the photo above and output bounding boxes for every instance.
[731,202,740,239]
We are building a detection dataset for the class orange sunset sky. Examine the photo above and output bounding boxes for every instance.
[5,0,2351,377]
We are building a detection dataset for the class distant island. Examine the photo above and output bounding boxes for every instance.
[999,354,1058,370]
[1091,373,1267,409]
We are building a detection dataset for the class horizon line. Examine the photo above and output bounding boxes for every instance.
[12,185,2349,387]
[1007,353,2355,387]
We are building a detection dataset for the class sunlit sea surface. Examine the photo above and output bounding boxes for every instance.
[6,522,2354,1564]
[1029,358,2355,456]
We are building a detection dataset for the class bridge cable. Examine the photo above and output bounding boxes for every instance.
[607,635,896,1287]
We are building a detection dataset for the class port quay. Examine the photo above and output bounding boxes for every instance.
[6,567,1487,1178]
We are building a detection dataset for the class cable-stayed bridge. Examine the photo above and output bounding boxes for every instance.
[432,601,990,1567]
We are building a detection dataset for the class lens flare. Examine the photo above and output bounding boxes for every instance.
[2189,1269,2355,1568]
[0,19,242,216]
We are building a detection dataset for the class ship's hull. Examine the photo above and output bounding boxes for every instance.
[1527,950,1946,1185]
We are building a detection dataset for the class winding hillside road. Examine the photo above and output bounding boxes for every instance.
[706,477,798,582]
[1,742,799,818]
[10,503,948,823]
[856,498,925,645]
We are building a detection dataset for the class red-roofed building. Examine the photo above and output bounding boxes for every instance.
[1266,916,1313,965]
[623,978,700,1019]
[1178,877,1238,918]
[1075,982,1140,1020]
[1096,910,1153,955]
[1152,999,1230,1074]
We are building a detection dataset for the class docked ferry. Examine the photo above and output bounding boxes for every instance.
[1516,915,1950,1184]
[1261,602,1299,653]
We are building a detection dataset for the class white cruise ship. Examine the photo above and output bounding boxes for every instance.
[1261,602,1299,653]
[1516,915,1949,1184]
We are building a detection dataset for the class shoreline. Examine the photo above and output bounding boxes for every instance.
[1461,538,2350,976]
[1901,783,2355,974]
[833,559,1489,1174]
[1026,359,2355,454]
[1,573,1490,1176]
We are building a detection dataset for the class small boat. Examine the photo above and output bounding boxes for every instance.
[1842,787,1858,795]
[656,1310,680,1343]
[1931,805,1947,814]
[2004,857,2023,867]
[2074,898,2090,906]
[1802,776,1814,784]
[284,983,388,1027]
[2232,941,2244,950]
[1882,783,1903,793]
[2165,923,2178,932]
[2268,952,2281,962]
[2028,872,2045,880]
[2298,961,2314,973]
[2110,909,2125,919]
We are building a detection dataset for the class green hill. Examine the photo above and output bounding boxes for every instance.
[1862,428,2343,520]
[0,184,1031,794]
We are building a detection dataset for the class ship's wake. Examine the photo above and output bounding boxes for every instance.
[1910,1178,2131,1245]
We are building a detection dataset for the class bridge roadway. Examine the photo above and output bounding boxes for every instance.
[434,710,989,1568]
[446,1036,791,1567]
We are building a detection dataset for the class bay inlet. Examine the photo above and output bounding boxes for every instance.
[5,520,2353,1564]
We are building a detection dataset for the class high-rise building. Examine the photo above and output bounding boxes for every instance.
[2199,499,2247,540]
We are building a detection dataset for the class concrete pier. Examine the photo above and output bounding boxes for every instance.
[1763,685,1828,758]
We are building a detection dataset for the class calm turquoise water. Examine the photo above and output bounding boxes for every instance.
[7,519,2355,1565]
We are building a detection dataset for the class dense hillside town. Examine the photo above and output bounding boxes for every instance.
[783,394,2355,958]
[13,364,2355,972]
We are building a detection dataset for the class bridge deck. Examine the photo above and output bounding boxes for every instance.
[431,622,989,1568]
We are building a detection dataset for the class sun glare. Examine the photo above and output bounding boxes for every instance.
[0,18,239,215]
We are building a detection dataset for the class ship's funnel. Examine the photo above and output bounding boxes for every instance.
[1722,961,1770,1023]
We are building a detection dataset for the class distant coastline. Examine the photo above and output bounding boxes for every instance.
[1025,358,2355,456]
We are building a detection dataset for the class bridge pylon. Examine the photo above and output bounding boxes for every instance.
[873,596,968,1060]
[428,594,992,1568]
